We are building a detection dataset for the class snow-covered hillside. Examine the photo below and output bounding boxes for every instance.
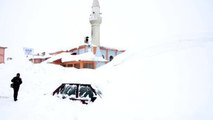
[0,39,213,120]
[95,39,213,120]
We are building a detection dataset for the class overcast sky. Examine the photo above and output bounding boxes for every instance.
[1,0,213,54]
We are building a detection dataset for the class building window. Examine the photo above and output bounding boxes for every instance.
[83,63,93,69]
[71,53,77,55]
[109,56,114,61]
[68,64,73,67]
[74,64,80,69]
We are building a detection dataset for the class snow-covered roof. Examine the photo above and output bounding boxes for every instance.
[28,55,51,59]
[62,51,107,62]
[46,51,107,63]
[45,52,70,63]
[0,46,7,48]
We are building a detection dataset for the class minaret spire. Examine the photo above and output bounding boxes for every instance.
[90,0,102,46]
[92,0,100,7]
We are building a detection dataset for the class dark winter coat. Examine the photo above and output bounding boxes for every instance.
[11,76,22,88]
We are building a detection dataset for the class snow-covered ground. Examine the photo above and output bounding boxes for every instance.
[0,39,213,120]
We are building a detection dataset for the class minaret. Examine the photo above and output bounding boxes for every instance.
[89,0,102,46]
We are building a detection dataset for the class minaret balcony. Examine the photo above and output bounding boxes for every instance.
[89,17,102,24]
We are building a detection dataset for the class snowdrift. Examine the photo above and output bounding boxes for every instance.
[0,39,213,120]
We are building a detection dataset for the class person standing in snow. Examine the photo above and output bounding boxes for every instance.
[11,73,22,101]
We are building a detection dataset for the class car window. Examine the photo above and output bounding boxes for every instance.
[61,85,77,97]
[79,86,95,99]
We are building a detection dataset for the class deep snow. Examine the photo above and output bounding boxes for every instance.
[0,39,213,120]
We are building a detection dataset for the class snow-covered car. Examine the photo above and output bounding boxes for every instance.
[53,83,101,104]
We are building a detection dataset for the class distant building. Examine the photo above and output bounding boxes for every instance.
[0,46,7,64]
[30,0,125,69]
[29,52,51,64]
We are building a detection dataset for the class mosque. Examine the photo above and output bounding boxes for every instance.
[30,0,125,69]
